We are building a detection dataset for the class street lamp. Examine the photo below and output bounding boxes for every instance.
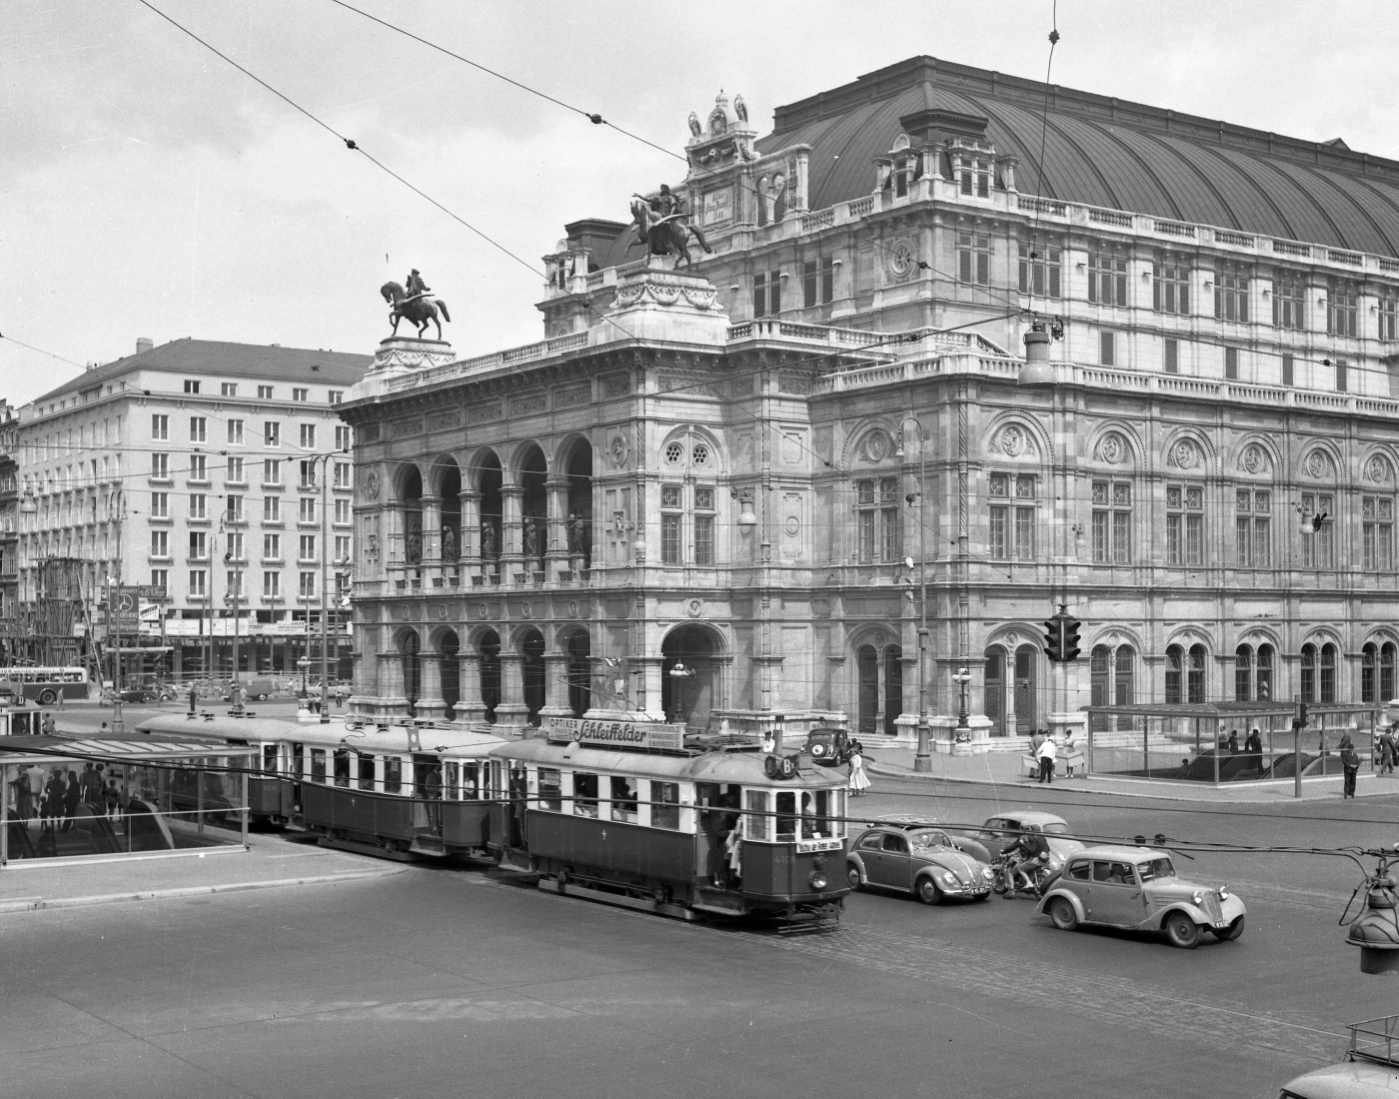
[298,655,311,698]
[219,509,243,710]
[301,448,348,724]
[895,418,932,772]
[105,488,126,734]
[952,665,972,733]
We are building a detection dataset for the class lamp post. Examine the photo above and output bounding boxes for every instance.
[952,665,972,732]
[219,509,243,710]
[895,418,932,772]
[298,655,311,697]
[302,448,347,724]
[105,488,126,734]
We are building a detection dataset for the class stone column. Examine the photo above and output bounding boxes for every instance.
[501,486,524,585]
[459,489,479,574]
[420,494,443,563]
[540,652,573,719]
[545,476,569,582]
[455,649,487,725]
[494,650,530,730]
[376,651,410,717]
[635,655,666,722]
[416,652,446,719]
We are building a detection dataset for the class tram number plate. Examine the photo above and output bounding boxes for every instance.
[795,839,842,854]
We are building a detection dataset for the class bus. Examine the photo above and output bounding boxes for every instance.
[0,667,90,705]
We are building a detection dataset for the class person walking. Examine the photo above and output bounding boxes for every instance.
[1340,734,1361,799]
[1063,727,1081,778]
[847,744,871,797]
[1380,725,1397,775]
[1037,733,1057,784]
[188,683,197,715]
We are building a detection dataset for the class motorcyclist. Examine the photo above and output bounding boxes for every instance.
[1001,827,1051,898]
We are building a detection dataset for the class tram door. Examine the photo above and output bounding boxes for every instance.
[290,743,304,815]
[506,765,527,848]
[412,754,443,837]
[695,783,741,887]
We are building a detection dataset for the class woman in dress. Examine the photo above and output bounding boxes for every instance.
[848,743,871,796]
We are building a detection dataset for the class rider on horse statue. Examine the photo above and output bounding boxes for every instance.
[381,268,451,340]
[403,269,432,304]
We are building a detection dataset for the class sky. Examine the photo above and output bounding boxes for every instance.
[4,0,1399,406]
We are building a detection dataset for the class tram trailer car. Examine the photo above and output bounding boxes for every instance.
[489,734,851,926]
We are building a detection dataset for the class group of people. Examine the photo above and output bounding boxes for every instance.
[9,761,125,831]
[1219,728,1266,758]
[1376,725,1399,774]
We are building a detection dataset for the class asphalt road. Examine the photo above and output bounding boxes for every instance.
[6,774,1397,1099]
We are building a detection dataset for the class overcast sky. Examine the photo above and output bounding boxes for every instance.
[4,0,1397,406]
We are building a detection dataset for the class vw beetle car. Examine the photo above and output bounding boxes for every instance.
[954,811,1085,875]
[1036,844,1245,949]
[847,821,995,904]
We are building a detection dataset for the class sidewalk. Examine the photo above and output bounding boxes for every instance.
[866,746,1391,802]
[0,831,405,914]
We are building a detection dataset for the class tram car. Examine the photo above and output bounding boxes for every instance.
[490,718,851,928]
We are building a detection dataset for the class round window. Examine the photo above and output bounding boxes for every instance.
[692,443,710,466]
[664,442,684,465]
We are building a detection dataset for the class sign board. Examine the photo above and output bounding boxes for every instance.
[544,717,685,753]
[121,585,167,600]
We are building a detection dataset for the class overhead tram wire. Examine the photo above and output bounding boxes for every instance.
[0,334,89,371]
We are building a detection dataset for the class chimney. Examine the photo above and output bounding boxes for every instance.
[136,337,153,354]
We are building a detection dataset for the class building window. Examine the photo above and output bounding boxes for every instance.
[958,232,991,285]
[694,486,715,566]
[225,569,242,597]
[1320,642,1337,703]
[264,459,281,485]
[152,414,169,441]
[264,422,280,447]
[1281,352,1294,386]
[1364,643,1378,703]
[1153,258,1190,314]
[263,571,280,598]
[1087,251,1127,306]
[299,572,315,597]
[183,380,200,394]
[226,531,243,560]
[1165,644,1183,704]
[333,462,351,488]
[299,498,316,523]
[334,498,351,524]
[299,461,317,489]
[335,534,351,561]
[263,533,281,561]
[1099,331,1116,366]
[1381,296,1399,342]
[803,255,835,306]
[1301,643,1317,703]
[752,270,781,318]
[1335,359,1348,393]
[1328,280,1359,337]
[189,416,206,443]
[257,385,273,400]
[328,390,344,405]
[1166,483,1204,566]
[1187,644,1206,704]
[227,456,245,483]
[335,425,351,452]
[151,568,168,593]
[1273,273,1305,330]
[1091,480,1132,564]
[1164,338,1179,374]
[1089,644,1136,729]
[299,534,316,561]
[1300,492,1334,569]
[1364,495,1394,571]
[1224,347,1239,380]
[661,485,682,565]
[1235,489,1271,567]
[227,494,243,521]
[1214,268,1249,322]
[189,454,206,481]
[1257,644,1274,701]
[1017,241,1061,298]
[152,453,169,479]
[1234,644,1252,702]
[1384,643,1397,701]
[150,492,168,519]
[221,382,238,397]
[299,424,316,449]
[227,419,243,445]
[189,569,206,597]
[150,530,168,557]
[189,493,206,520]
[857,478,900,563]
[292,387,308,402]
[989,473,1036,560]
[958,156,991,197]
[188,531,207,560]
[263,496,280,522]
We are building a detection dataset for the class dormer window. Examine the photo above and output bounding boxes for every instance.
[959,157,991,198]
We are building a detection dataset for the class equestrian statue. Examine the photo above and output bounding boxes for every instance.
[381,268,451,339]
[629,184,713,268]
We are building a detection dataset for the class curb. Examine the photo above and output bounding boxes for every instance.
[0,866,404,914]
[866,763,1382,804]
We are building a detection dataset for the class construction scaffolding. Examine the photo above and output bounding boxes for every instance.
[17,557,96,672]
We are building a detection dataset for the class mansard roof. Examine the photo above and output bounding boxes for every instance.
[756,56,1399,256]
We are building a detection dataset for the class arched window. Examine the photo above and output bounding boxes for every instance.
[857,646,879,736]
[1115,646,1135,707]
[1383,643,1397,701]
[1320,643,1337,703]
[1256,644,1274,701]
[1090,646,1110,731]
[1235,644,1253,702]
[984,649,1005,736]
[1363,643,1378,704]
[883,645,903,737]
[1188,644,1206,704]
[1300,643,1316,704]
[1165,645,1183,705]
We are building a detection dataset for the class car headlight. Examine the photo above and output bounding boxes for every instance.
[982,866,995,881]
[938,869,958,885]
[1192,890,1204,905]
[809,870,829,891]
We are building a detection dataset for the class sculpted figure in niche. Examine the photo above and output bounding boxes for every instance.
[567,512,586,554]
[481,522,497,560]
[524,519,540,562]
[441,526,457,561]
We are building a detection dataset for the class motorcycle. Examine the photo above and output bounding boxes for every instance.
[990,853,1054,897]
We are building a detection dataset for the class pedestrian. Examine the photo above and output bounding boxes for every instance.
[847,744,871,797]
[188,683,197,715]
[61,769,81,830]
[40,712,56,736]
[1227,729,1240,754]
[1037,733,1057,784]
[1063,727,1081,778]
[1340,734,1361,799]
[1381,725,1397,775]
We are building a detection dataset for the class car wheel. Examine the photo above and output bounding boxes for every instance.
[38,689,57,706]
[917,877,943,905]
[1211,915,1245,941]
[1049,896,1078,931]
[1165,911,1203,949]
[846,864,862,891]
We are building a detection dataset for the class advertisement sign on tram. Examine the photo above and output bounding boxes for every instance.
[543,717,686,753]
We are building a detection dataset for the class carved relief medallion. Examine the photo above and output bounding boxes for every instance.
[1305,450,1332,479]
[1095,432,1126,464]
[1000,425,1027,458]
[864,429,890,462]
[1171,440,1200,470]
[365,469,381,500]
[1367,455,1392,483]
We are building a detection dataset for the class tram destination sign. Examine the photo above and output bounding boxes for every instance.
[544,717,685,753]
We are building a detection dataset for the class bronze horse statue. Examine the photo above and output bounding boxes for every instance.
[381,282,452,339]
[630,197,694,267]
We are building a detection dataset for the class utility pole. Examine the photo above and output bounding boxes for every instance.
[108,488,125,734]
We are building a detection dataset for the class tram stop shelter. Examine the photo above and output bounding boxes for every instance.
[0,736,254,866]
[1083,701,1382,786]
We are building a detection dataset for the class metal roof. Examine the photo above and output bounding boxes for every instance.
[756,56,1399,256]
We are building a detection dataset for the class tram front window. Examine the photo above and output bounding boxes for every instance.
[262,744,278,774]
[573,772,599,817]
[443,762,459,799]
[538,767,562,811]
[310,749,326,784]
[610,776,637,823]
[357,754,376,791]
[333,750,350,788]
[463,762,481,800]
[775,791,797,841]
[384,757,402,794]
[651,781,679,829]
[745,790,770,840]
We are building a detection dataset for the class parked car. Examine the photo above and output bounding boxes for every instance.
[1036,844,1245,949]
[847,821,995,904]
[953,811,1086,875]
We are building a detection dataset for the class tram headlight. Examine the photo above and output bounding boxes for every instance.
[809,869,830,892]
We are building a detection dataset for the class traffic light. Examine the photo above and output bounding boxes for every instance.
[1043,618,1062,662]
[1293,702,1309,731]
[1062,616,1082,662]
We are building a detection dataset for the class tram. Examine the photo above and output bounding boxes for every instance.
[489,717,851,928]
